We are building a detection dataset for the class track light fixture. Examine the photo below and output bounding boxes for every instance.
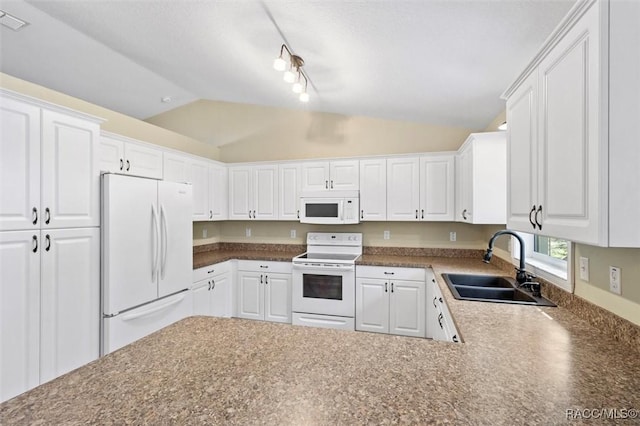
[273,44,309,103]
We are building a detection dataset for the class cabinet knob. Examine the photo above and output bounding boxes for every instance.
[45,207,51,225]
[209,210,213,219]
[415,210,418,219]
[32,207,38,225]
[126,160,131,171]
[330,180,334,189]
[325,180,329,189]
[391,282,394,293]
[265,275,269,284]
[361,210,364,220]
[45,234,51,252]
[32,235,38,253]
[119,158,124,171]
[385,283,388,293]
[462,209,468,220]
[211,279,216,290]
[260,274,263,284]
[421,209,424,219]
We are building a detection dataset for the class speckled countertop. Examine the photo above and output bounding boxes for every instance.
[2,254,640,425]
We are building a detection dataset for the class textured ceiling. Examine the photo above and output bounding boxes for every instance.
[1,0,574,142]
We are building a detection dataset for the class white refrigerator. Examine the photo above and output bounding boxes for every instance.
[101,174,193,355]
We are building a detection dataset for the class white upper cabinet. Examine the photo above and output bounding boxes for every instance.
[279,163,302,220]
[420,154,455,221]
[41,110,100,229]
[387,157,420,221]
[209,163,228,221]
[163,152,190,183]
[0,97,41,231]
[100,132,163,179]
[188,158,210,221]
[228,164,278,220]
[359,159,387,221]
[0,93,101,231]
[301,160,359,191]
[503,0,640,246]
[455,133,506,224]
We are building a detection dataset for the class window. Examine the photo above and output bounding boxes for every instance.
[512,232,572,292]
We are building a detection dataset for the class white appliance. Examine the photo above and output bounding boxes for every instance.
[292,232,362,330]
[299,191,359,225]
[101,173,193,355]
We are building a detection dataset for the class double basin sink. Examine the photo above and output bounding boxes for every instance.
[442,274,556,307]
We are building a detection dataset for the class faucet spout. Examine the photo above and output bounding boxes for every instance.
[484,230,528,284]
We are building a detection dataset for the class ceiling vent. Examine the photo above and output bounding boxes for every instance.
[0,10,29,31]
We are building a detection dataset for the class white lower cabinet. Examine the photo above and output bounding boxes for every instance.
[236,260,291,323]
[426,269,460,343]
[0,227,100,402]
[356,266,426,338]
[192,261,232,317]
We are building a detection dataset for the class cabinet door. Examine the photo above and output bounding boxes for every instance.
[458,147,473,223]
[279,163,301,220]
[253,165,278,220]
[209,164,228,221]
[355,277,389,334]
[228,167,252,220]
[40,227,100,384]
[537,3,602,245]
[189,159,210,221]
[0,230,40,403]
[389,280,425,338]
[420,155,454,221]
[301,162,330,191]
[99,136,125,174]
[163,152,190,183]
[236,271,263,321]
[41,110,100,229]
[192,279,212,316]
[506,70,538,233]
[264,272,291,323]
[124,142,163,179]
[211,272,231,317]
[359,159,387,221]
[330,160,359,190]
[0,97,40,231]
[387,157,420,221]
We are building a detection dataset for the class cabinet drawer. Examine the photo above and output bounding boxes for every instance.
[193,260,231,283]
[237,260,292,274]
[356,265,425,281]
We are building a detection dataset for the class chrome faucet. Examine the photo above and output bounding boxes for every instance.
[483,230,535,289]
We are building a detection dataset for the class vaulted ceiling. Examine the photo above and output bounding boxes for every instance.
[1,0,574,142]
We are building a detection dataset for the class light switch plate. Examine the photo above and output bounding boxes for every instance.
[609,266,621,295]
[202,228,207,239]
[290,229,296,238]
[245,228,251,238]
[579,257,589,281]
[383,230,390,240]
[450,232,457,242]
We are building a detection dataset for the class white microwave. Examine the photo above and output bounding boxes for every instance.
[299,191,360,224]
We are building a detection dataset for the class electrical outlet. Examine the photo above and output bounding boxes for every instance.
[245,228,251,238]
[383,230,390,240]
[202,228,207,239]
[450,232,456,242]
[290,229,296,238]
[609,266,621,295]
[579,257,589,281]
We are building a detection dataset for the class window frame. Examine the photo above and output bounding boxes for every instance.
[511,232,573,293]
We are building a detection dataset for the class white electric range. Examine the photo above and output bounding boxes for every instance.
[291,232,362,330]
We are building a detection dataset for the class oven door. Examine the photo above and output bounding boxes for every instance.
[292,264,355,317]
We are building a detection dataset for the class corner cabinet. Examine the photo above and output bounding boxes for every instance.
[455,132,507,224]
[236,261,291,323]
[503,0,640,247]
[228,165,278,220]
[356,266,426,338]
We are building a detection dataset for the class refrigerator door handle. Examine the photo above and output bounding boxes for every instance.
[151,204,160,281]
[160,204,168,280]
[120,293,186,321]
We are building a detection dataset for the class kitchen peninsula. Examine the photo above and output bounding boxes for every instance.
[2,254,639,425]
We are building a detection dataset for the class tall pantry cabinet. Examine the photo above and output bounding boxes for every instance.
[0,90,102,402]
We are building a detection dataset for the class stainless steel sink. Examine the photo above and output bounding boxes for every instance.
[442,273,556,307]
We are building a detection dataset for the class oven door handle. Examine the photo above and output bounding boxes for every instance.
[292,264,355,272]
